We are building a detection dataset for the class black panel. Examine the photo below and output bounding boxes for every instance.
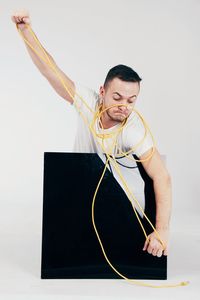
[41,152,167,279]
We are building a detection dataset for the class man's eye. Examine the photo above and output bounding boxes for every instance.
[113,97,120,100]
[128,99,136,104]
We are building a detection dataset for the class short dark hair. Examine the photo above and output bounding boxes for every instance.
[103,64,142,89]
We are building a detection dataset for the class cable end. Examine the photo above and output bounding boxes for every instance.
[181,281,190,286]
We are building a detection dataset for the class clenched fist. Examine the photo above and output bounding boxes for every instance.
[11,10,31,29]
[143,229,169,257]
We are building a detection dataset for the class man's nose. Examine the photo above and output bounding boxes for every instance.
[118,102,129,111]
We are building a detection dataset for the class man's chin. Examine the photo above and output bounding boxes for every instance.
[112,115,126,122]
[107,111,128,122]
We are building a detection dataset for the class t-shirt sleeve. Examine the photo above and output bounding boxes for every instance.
[123,113,154,158]
[71,82,99,116]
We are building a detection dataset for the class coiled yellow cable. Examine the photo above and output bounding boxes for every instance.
[16,24,189,288]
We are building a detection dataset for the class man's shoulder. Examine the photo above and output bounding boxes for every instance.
[122,110,145,140]
[75,82,99,99]
[74,82,100,111]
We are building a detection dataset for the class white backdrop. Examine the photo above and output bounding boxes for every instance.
[0,0,199,298]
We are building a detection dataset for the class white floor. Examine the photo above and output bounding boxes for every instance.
[0,200,199,300]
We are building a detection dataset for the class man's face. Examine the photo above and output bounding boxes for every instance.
[99,77,140,123]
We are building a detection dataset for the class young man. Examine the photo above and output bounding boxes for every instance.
[12,10,172,258]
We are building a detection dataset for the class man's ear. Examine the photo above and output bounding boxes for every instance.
[99,86,105,103]
[99,85,105,96]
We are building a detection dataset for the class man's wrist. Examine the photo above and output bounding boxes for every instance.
[17,23,30,32]
[155,224,170,231]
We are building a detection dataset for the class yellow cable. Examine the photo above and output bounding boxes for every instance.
[16,24,189,288]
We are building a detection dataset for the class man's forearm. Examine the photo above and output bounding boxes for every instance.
[19,26,54,75]
[153,175,172,230]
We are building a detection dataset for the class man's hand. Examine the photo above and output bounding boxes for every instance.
[11,9,31,30]
[142,229,169,257]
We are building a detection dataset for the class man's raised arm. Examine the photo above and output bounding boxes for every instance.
[11,10,75,104]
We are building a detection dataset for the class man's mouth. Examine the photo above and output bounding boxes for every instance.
[115,111,127,117]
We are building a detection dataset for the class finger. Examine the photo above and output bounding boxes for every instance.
[152,247,158,256]
[164,247,168,256]
[19,18,24,24]
[143,238,149,251]
[156,249,163,257]
[15,13,22,22]
[11,15,16,23]
[147,244,153,254]
[16,16,21,23]
[148,238,160,255]
[19,17,25,24]
[12,16,18,24]
[23,17,30,24]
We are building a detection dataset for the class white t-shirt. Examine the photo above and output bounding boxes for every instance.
[72,82,153,156]
[71,82,154,218]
